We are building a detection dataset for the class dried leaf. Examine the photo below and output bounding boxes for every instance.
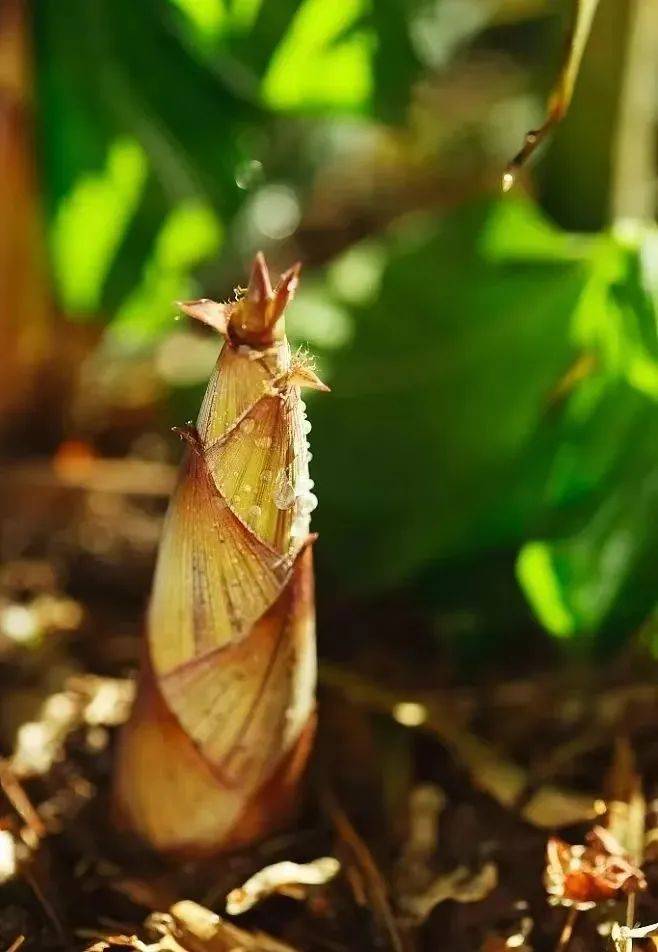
[545,826,646,909]
[0,830,18,884]
[84,900,299,952]
[82,938,148,952]
[168,900,299,951]
[225,857,340,914]
[611,921,658,952]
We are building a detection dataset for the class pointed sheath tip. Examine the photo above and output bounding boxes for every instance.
[288,364,330,392]
[247,252,273,304]
[176,298,228,336]
[277,261,301,297]
[271,260,302,324]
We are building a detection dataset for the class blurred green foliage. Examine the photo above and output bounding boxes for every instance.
[33,0,658,653]
[301,200,658,647]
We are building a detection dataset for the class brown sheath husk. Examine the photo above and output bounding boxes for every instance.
[113,255,324,855]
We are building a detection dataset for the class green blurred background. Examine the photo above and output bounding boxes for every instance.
[3,0,658,670]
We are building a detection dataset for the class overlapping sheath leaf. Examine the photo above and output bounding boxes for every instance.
[115,256,320,854]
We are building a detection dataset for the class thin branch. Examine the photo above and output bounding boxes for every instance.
[556,906,578,952]
[503,0,601,190]
[0,758,46,840]
[323,791,404,952]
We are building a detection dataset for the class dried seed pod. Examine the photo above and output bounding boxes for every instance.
[113,254,327,855]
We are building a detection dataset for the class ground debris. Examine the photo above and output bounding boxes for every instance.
[0,829,19,883]
[225,857,340,914]
[325,792,405,952]
[400,861,498,922]
[81,900,300,952]
[545,827,646,909]
[320,664,598,829]
[11,675,134,780]
[394,784,445,901]
[611,919,658,952]
[394,783,498,922]
[8,574,658,951]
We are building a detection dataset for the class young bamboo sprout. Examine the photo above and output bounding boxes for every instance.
[113,254,328,855]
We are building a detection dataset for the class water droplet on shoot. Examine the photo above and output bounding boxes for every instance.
[291,514,308,540]
[274,478,296,510]
[299,492,318,514]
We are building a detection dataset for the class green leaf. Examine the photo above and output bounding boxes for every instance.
[51,137,148,315]
[261,0,373,112]
[111,199,223,344]
[517,407,658,642]
[36,0,256,319]
[310,198,597,589]
[515,225,658,641]
[309,202,658,633]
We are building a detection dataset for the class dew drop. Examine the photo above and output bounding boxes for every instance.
[274,478,296,510]
[297,476,315,493]
[299,492,318,514]
[291,514,308,539]
[502,170,515,193]
[240,417,255,435]
[302,419,312,435]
